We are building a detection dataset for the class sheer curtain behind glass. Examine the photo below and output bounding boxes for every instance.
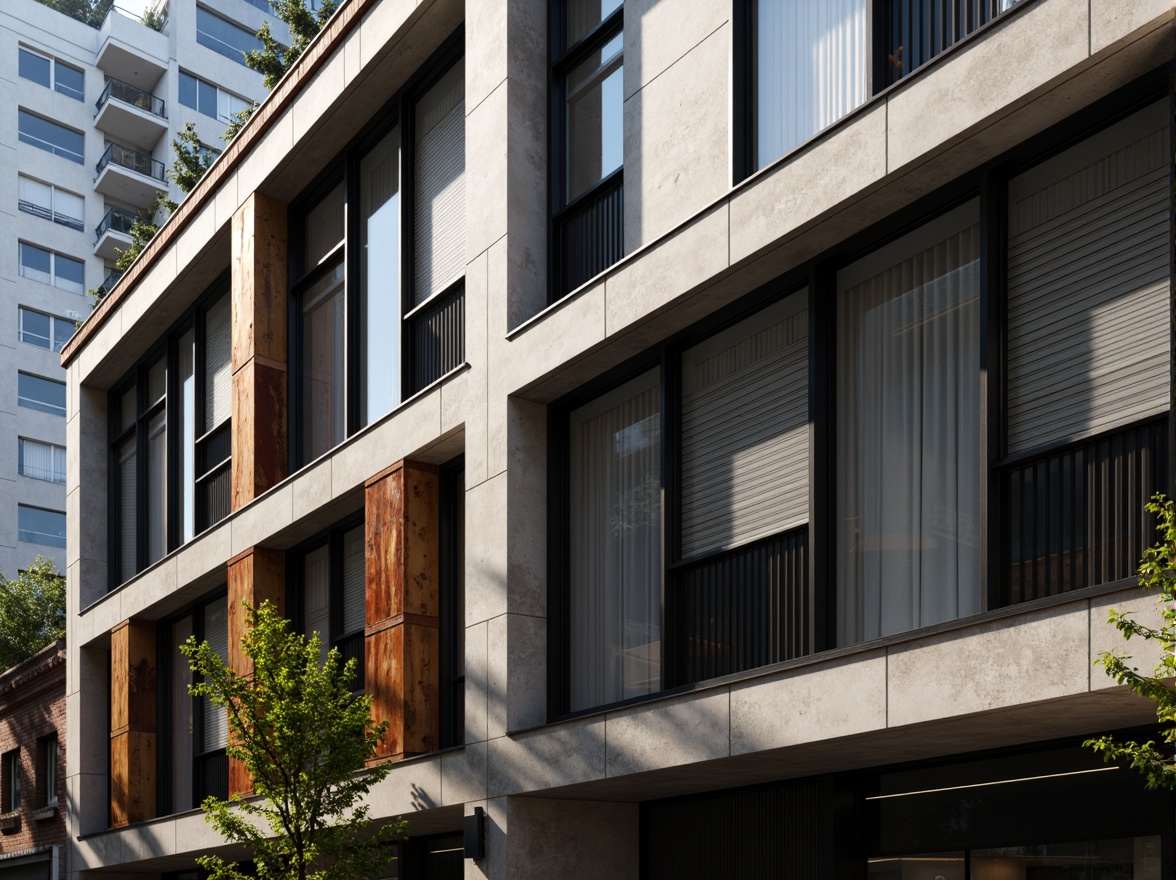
[569,369,661,710]
[756,0,867,169]
[836,202,981,645]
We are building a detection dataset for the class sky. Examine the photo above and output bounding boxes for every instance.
[114,0,152,18]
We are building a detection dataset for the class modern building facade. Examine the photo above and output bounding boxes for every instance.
[62,0,1174,877]
[0,639,66,880]
[0,0,284,580]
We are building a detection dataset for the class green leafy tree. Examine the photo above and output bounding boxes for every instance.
[1087,495,1176,789]
[33,0,114,27]
[223,0,337,141]
[181,600,405,880]
[0,557,65,671]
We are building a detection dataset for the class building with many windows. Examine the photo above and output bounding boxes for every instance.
[0,0,286,580]
[63,0,1174,876]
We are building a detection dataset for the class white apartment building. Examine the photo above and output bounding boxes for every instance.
[0,0,285,581]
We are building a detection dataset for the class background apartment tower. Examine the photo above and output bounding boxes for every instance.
[0,0,287,580]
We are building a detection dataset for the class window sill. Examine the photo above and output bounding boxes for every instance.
[0,811,20,833]
[32,805,56,822]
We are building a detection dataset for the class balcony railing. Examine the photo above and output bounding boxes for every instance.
[96,142,165,181]
[999,415,1169,605]
[667,525,810,688]
[96,78,166,118]
[884,0,1022,85]
[18,200,84,232]
[409,281,465,394]
[95,205,137,241]
[553,170,624,300]
[99,267,124,294]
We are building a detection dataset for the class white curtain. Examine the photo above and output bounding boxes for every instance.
[757,0,867,169]
[569,370,661,710]
[836,205,981,645]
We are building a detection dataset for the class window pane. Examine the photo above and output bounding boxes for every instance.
[55,62,84,100]
[18,176,52,213]
[18,110,83,163]
[203,295,232,429]
[565,0,622,47]
[54,253,85,295]
[169,615,194,811]
[196,6,263,65]
[51,316,76,353]
[360,128,401,424]
[178,328,196,543]
[53,189,84,226]
[19,243,52,285]
[119,437,137,581]
[19,309,52,349]
[568,369,661,710]
[18,505,66,548]
[301,263,346,461]
[179,71,198,110]
[19,438,65,484]
[201,600,229,751]
[565,33,623,201]
[18,49,50,87]
[199,78,218,119]
[305,181,345,269]
[836,202,981,645]
[18,373,66,416]
[341,526,365,634]
[756,0,867,169]
[303,544,331,665]
[147,411,167,564]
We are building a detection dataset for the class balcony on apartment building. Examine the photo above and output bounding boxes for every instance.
[94,205,137,260]
[94,79,167,152]
[97,267,124,298]
[96,4,167,92]
[94,142,166,208]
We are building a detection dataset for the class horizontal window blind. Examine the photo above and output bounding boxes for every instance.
[303,545,331,665]
[680,293,809,559]
[1006,101,1169,454]
[342,525,365,635]
[201,600,229,752]
[204,295,232,429]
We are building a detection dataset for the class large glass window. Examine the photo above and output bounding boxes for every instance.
[19,48,84,101]
[295,520,366,689]
[110,285,231,588]
[18,438,66,484]
[18,505,66,548]
[18,176,84,230]
[836,201,981,645]
[552,0,624,298]
[19,307,76,353]
[196,6,264,65]
[19,243,84,295]
[178,71,252,124]
[18,373,66,417]
[291,50,466,467]
[17,110,83,164]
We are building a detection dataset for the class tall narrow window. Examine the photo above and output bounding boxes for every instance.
[197,598,229,802]
[360,128,401,422]
[552,0,624,298]
[753,0,867,170]
[836,201,981,645]
[39,735,57,806]
[199,293,232,530]
[439,459,466,748]
[2,751,19,812]
[297,520,366,689]
[568,369,661,711]
[166,614,194,812]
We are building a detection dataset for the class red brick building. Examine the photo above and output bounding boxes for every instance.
[0,640,65,880]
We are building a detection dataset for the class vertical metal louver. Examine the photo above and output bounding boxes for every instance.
[413,59,466,306]
[1006,101,1169,455]
[679,293,809,558]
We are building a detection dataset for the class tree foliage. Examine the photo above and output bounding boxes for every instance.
[32,0,113,27]
[224,0,337,141]
[0,557,65,672]
[181,601,405,880]
[1087,495,1176,789]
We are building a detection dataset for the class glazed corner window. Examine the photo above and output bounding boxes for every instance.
[18,48,84,101]
[292,51,466,467]
[18,373,66,417]
[110,287,232,588]
[19,243,84,295]
[39,735,57,806]
[295,521,366,690]
[2,751,19,813]
[18,176,84,231]
[551,0,624,299]
[17,110,84,164]
[18,505,65,549]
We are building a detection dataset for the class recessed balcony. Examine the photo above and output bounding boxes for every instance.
[94,206,137,261]
[96,6,167,92]
[94,143,167,210]
[94,79,167,152]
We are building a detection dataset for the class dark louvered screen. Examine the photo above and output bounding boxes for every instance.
[645,782,821,880]
[885,0,1015,85]
[195,749,228,803]
[1001,415,1168,605]
[409,282,465,393]
[669,525,809,687]
[334,631,365,692]
[554,174,623,299]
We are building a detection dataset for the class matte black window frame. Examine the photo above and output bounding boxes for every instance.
[107,273,232,591]
[550,69,1171,721]
[548,1,625,302]
[288,512,367,692]
[156,586,229,816]
[288,28,466,471]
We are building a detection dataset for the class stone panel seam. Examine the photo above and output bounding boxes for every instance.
[623,19,729,104]
[467,75,507,119]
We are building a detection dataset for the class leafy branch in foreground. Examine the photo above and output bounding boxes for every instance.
[182,600,405,880]
[0,557,65,671]
[1086,494,1176,789]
